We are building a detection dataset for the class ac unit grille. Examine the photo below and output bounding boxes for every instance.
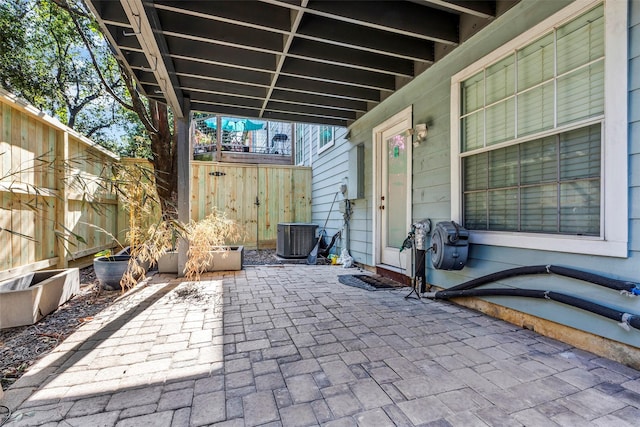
[277,223,318,258]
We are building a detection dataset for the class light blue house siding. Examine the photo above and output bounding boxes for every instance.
[631,0,640,256]
[296,124,351,256]
[318,0,640,350]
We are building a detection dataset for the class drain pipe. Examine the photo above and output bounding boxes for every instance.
[344,199,352,253]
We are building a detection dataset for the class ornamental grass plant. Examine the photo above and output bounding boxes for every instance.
[104,161,244,290]
[183,208,243,281]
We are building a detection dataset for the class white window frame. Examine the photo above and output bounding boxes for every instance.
[294,123,305,165]
[317,125,335,154]
[450,0,628,257]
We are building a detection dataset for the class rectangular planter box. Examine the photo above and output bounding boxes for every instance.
[0,269,80,329]
[157,251,179,274]
[157,246,244,274]
[205,246,243,271]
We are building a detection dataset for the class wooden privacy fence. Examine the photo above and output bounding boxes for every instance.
[191,161,312,249]
[0,89,121,280]
[1,89,313,279]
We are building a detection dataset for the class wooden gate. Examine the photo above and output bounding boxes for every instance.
[191,162,311,249]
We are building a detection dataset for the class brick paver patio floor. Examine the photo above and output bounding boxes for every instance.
[1,265,639,426]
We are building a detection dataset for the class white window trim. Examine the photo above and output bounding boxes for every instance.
[295,123,305,166]
[317,125,334,154]
[450,0,628,258]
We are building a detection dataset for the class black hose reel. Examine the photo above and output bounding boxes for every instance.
[431,221,469,270]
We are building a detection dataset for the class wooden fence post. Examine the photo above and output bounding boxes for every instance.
[55,129,69,268]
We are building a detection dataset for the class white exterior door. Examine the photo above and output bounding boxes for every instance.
[373,107,412,269]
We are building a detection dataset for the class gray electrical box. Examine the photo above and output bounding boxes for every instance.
[347,143,364,199]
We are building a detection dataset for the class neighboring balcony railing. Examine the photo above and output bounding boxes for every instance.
[192,115,293,164]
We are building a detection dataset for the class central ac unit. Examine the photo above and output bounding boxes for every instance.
[277,223,318,258]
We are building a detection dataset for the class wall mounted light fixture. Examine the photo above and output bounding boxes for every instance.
[411,123,428,147]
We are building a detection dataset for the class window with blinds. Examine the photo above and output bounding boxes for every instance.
[460,4,604,235]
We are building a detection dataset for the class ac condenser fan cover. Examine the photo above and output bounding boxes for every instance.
[431,221,469,270]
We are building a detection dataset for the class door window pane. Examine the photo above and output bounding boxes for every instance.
[386,134,407,247]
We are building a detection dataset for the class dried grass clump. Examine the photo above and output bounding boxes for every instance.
[109,163,243,289]
[184,208,243,281]
[136,219,186,267]
[112,163,161,291]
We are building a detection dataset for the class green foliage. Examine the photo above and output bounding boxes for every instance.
[0,0,142,152]
[118,111,153,159]
[2,0,177,220]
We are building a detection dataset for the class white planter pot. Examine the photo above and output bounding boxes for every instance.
[157,246,244,274]
[0,269,80,329]
[158,251,179,273]
[205,246,243,271]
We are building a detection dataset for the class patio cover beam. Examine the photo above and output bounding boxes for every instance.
[87,0,507,126]
[418,0,495,19]
[119,0,185,118]
[264,0,459,45]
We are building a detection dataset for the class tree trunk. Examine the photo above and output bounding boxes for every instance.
[149,101,178,219]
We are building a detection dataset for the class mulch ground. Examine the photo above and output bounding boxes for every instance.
[0,249,282,391]
[0,267,119,391]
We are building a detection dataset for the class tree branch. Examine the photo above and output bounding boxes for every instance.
[58,0,135,110]
[84,123,111,137]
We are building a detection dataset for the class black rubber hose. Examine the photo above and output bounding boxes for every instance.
[547,265,638,292]
[431,287,640,331]
[447,265,547,292]
[436,288,543,299]
[446,265,638,293]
